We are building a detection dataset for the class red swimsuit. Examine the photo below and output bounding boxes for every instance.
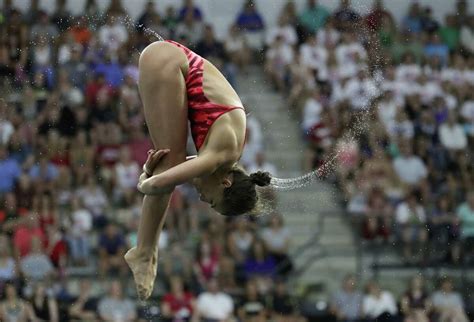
[165,40,244,151]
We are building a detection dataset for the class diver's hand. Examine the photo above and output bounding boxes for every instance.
[137,177,175,195]
[143,149,170,176]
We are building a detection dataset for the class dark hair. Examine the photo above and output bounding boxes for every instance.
[221,169,271,217]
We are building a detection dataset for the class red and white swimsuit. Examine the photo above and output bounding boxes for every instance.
[165,40,245,151]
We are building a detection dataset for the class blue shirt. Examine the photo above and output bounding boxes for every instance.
[236,12,264,31]
[93,63,124,88]
[29,163,59,181]
[402,16,422,34]
[0,157,21,193]
[424,43,449,66]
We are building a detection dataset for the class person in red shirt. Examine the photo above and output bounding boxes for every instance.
[161,275,197,321]
[13,213,46,257]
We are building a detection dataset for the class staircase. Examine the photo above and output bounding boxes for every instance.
[236,67,358,297]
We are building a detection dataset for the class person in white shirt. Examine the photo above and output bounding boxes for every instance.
[396,192,428,262]
[335,31,367,71]
[392,143,427,186]
[317,18,340,48]
[299,34,328,73]
[196,278,234,321]
[98,15,128,56]
[439,111,467,151]
[362,280,397,320]
[265,13,297,46]
[302,89,323,134]
[265,35,294,91]
[114,146,140,205]
[69,197,92,265]
[460,18,474,54]
[343,70,378,111]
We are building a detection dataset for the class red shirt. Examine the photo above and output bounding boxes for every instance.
[162,292,194,316]
[96,144,121,167]
[13,227,46,257]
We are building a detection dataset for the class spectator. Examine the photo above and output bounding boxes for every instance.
[193,240,219,288]
[68,196,92,265]
[113,146,140,205]
[136,0,159,30]
[98,14,128,56]
[299,34,328,74]
[424,33,450,67]
[69,16,92,46]
[30,282,59,322]
[244,239,276,283]
[365,0,393,32]
[178,0,203,21]
[330,274,363,322]
[456,191,474,261]
[333,0,361,31]
[269,279,304,322]
[51,0,70,32]
[0,283,37,321]
[196,278,234,321]
[260,215,291,275]
[460,15,474,54]
[224,24,252,70]
[266,13,297,47]
[161,275,197,321]
[298,0,329,36]
[195,25,227,69]
[439,15,460,51]
[420,7,439,34]
[237,279,266,322]
[0,145,21,194]
[400,276,431,321]
[20,237,54,281]
[428,195,460,263]
[76,176,108,227]
[0,236,17,283]
[247,152,278,176]
[69,280,99,321]
[13,213,46,258]
[228,217,255,266]
[439,110,467,151]
[362,187,393,241]
[235,0,265,51]
[392,142,427,187]
[431,277,468,322]
[401,3,423,34]
[362,280,397,322]
[395,192,428,262]
[30,11,59,44]
[98,280,136,322]
[175,10,204,48]
[98,223,127,276]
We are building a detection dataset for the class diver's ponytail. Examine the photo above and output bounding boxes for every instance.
[250,171,272,187]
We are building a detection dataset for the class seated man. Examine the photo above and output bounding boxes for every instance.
[98,223,127,276]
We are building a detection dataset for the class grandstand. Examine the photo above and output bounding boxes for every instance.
[0,0,473,321]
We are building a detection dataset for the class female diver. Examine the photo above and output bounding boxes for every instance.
[124,38,272,299]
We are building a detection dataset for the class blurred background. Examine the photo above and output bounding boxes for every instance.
[0,0,473,321]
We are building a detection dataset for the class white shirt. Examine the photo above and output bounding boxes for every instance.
[197,292,234,320]
[343,77,378,110]
[115,162,140,190]
[72,209,92,237]
[317,28,340,48]
[302,97,323,131]
[460,26,474,54]
[363,291,397,318]
[99,23,128,52]
[461,100,474,122]
[266,25,297,46]
[395,202,426,224]
[335,42,367,67]
[0,120,14,145]
[266,43,294,67]
[396,64,422,82]
[300,43,328,71]
[439,123,468,150]
[393,155,427,185]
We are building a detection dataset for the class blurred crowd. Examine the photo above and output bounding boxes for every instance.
[0,0,473,320]
[260,0,474,321]
[263,0,474,266]
[0,0,298,321]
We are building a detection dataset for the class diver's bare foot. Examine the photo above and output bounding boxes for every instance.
[124,247,157,300]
